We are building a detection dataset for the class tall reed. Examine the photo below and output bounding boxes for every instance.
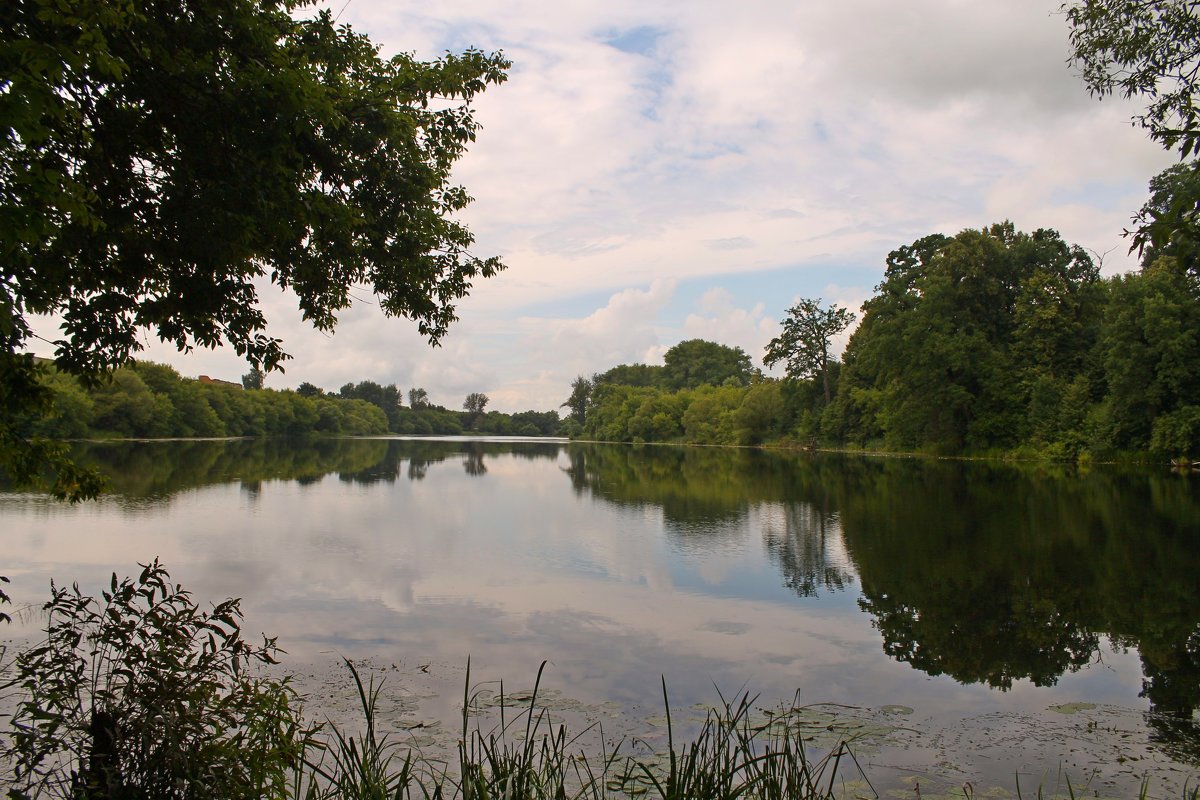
[304,662,858,800]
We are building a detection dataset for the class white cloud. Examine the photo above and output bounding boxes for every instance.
[682,288,777,368]
[32,0,1180,415]
[542,279,677,372]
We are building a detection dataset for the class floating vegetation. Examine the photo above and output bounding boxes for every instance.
[879,705,914,716]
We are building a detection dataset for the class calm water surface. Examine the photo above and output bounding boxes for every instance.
[3,438,1199,796]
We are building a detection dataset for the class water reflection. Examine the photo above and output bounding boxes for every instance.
[61,437,563,498]
[832,459,1200,723]
[761,504,852,598]
[565,445,1200,725]
[6,438,1200,780]
[52,439,1200,717]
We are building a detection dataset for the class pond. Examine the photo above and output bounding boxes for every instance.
[3,437,1199,797]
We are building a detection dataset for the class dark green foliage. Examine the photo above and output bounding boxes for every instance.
[3,0,508,375]
[661,339,754,390]
[462,393,489,431]
[1064,0,1200,158]
[590,341,753,395]
[26,371,95,440]
[1130,161,1200,272]
[1,0,508,493]
[681,385,745,445]
[593,363,665,389]
[388,401,560,437]
[1064,3,1200,263]
[0,356,105,500]
[90,370,174,437]
[16,362,394,439]
[508,410,562,437]
[393,404,463,435]
[580,384,663,442]
[734,383,786,445]
[463,392,489,415]
[339,381,404,430]
[561,376,593,424]
[407,387,430,409]
[133,363,225,437]
[568,219,1200,460]
[831,223,1103,454]
[6,560,314,799]
[764,299,855,404]
[1098,257,1200,455]
[243,369,266,392]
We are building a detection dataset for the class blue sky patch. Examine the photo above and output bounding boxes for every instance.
[604,25,666,57]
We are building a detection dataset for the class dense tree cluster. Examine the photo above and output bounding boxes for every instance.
[392,401,559,437]
[22,362,391,439]
[568,210,1200,459]
[829,223,1106,454]
[16,364,561,440]
[560,339,759,439]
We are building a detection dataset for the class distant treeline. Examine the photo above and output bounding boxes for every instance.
[22,362,561,440]
[565,216,1200,460]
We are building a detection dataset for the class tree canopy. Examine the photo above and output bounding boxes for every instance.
[764,299,855,404]
[1,0,508,496]
[1064,2,1200,260]
[1064,0,1200,157]
[661,339,754,390]
[463,392,489,415]
[832,223,1102,452]
[1130,160,1200,270]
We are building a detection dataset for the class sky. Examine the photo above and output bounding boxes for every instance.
[38,0,1179,412]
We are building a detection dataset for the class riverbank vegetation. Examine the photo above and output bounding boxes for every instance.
[565,199,1200,462]
[17,362,561,441]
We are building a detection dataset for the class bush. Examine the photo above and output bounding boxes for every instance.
[5,560,314,800]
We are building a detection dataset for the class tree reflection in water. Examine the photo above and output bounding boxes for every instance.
[54,439,1200,762]
[761,503,852,597]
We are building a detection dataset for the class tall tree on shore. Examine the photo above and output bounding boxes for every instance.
[561,376,592,424]
[832,224,1099,453]
[764,299,856,404]
[463,393,490,415]
[242,368,265,392]
[408,388,430,409]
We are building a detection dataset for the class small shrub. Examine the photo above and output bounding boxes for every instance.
[5,560,315,800]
